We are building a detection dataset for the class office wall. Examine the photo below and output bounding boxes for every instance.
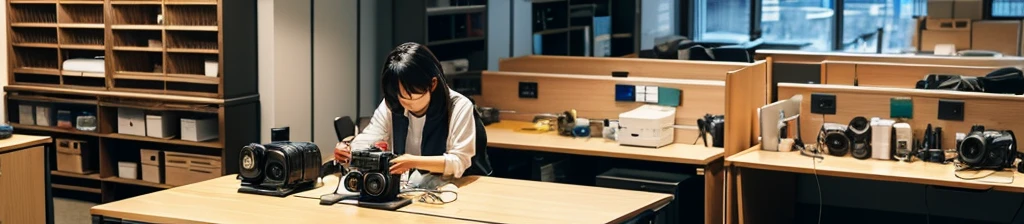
[314,0,360,154]
[0,7,6,120]
[359,0,391,117]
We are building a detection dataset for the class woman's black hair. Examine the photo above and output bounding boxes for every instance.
[380,42,452,114]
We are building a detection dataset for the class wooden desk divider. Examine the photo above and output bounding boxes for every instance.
[821,60,1002,88]
[756,49,1024,67]
[777,83,1024,150]
[498,55,750,81]
[478,60,769,157]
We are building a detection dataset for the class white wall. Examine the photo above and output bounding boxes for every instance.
[313,0,359,155]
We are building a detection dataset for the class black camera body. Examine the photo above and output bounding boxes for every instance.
[846,117,872,159]
[697,114,725,147]
[818,123,851,156]
[238,142,322,197]
[343,146,402,203]
[959,125,1017,169]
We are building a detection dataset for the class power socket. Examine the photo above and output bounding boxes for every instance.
[937,99,964,121]
[519,82,538,98]
[810,93,837,115]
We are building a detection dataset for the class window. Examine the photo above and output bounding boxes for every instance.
[760,0,835,51]
[695,0,751,43]
[841,0,920,53]
[993,0,1024,18]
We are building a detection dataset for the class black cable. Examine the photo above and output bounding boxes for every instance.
[811,152,822,224]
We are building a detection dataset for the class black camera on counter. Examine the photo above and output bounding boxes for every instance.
[818,123,851,157]
[958,125,1017,169]
[697,114,725,147]
[238,142,322,197]
[343,146,402,203]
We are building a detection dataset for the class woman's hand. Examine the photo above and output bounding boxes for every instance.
[390,155,421,174]
[334,142,352,163]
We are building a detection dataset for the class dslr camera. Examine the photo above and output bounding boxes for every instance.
[818,123,850,157]
[238,142,322,196]
[959,125,1017,169]
[343,146,402,203]
[697,114,725,147]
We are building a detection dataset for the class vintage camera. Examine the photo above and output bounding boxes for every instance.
[818,123,850,156]
[846,117,872,159]
[238,141,322,197]
[958,125,1017,169]
[343,146,402,203]
[697,114,725,147]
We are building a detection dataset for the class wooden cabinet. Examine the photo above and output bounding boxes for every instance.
[0,135,49,224]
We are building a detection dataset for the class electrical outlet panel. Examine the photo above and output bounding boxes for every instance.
[890,97,913,119]
[938,99,964,121]
[519,82,538,98]
[635,85,659,103]
[615,84,635,101]
[810,93,837,114]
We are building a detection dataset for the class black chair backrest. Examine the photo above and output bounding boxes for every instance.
[334,116,356,142]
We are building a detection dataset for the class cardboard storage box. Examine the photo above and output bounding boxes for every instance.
[954,0,983,20]
[118,108,146,136]
[56,138,95,174]
[35,105,52,126]
[164,152,221,186]
[972,20,1021,56]
[118,161,138,180]
[19,104,34,125]
[146,113,180,138]
[140,149,162,184]
[921,30,971,51]
[181,118,218,142]
[927,0,954,19]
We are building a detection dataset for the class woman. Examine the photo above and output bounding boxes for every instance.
[334,42,491,178]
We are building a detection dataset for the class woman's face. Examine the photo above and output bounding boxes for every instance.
[397,78,437,114]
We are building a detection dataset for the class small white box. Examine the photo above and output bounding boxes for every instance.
[118,161,138,179]
[19,105,35,125]
[204,60,218,77]
[118,108,146,136]
[146,114,180,138]
[35,105,52,126]
[181,118,218,142]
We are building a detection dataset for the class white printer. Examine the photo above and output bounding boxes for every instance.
[617,105,677,148]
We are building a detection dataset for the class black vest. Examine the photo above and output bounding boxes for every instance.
[391,95,492,176]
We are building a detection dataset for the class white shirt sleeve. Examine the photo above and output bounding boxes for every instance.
[444,95,476,178]
[351,100,391,150]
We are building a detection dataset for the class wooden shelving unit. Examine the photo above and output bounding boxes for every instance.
[7,0,258,203]
[394,0,488,95]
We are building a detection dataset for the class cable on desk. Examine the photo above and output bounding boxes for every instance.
[400,188,459,205]
[811,152,822,224]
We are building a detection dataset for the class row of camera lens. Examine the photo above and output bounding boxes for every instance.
[817,116,1018,170]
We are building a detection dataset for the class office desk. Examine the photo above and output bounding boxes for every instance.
[485,121,725,224]
[725,146,1024,223]
[0,134,51,224]
[92,175,673,224]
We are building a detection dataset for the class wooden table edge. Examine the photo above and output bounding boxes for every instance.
[487,142,723,166]
[90,207,211,224]
[608,195,675,224]
[729,160,999,192]
[724,145,762,166]
[0,136,51,153]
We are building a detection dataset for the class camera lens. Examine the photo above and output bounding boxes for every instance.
[959,136,987,165]
[825,133,850,156]
[364,173,387,196]
[343,171,363,192]
[267,163,285,181]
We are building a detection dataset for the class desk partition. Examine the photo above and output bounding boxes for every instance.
[499,55,750,80]
[821,61,1003,88]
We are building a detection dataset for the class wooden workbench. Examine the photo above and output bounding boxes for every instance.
[0,134,51,224]
[484,120,726,224]
[725,146,1024,223]
[91,175,673,224]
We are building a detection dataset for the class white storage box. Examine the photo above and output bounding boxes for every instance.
[146,114,180,138]
[117,108,146,136]
[19,104,35,125]
[35,105,52,126]
[205,60,218,77]
[140,149,161,184]
[181,118,218,142]
[118,161,138,179]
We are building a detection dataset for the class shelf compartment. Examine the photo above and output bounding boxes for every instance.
[12,27,58,45]
[10,123,103,137]
[13,47,59,70]
[113,30,162,48]
[58,3,103,24]
[113,46,162,52]
[111,25,164,30]
[106,133,222,149]
[59,28,104,46]
[62,75,107,89]
[13,43,59,48]
[10,1,57,4]
[58,0,104,4]
[167,82,218,97]
[164,5,217,26]
[113,51,163,74]
[52,183,102,194]
[426,12,486,43]
[111,5,162,25]
[13,73,61,86]
[52,170,100,180]
[166,74,218,85]
[7,93,98,105]
[164,0,217,5]
[112,78,165,94]
[167,53,216,77]
[164,25,217,32]
[62,70,105,78]
[11,3,57,23]
[109,0,162,4]
[11,23,57,28]
[113,72,163,82]
[57,23,103,29]
[13,67,61,76]
[166,30,218,51]
[102,177,173,189]
[98,99,219,114]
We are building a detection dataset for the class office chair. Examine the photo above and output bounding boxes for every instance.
[334,116,356,142]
